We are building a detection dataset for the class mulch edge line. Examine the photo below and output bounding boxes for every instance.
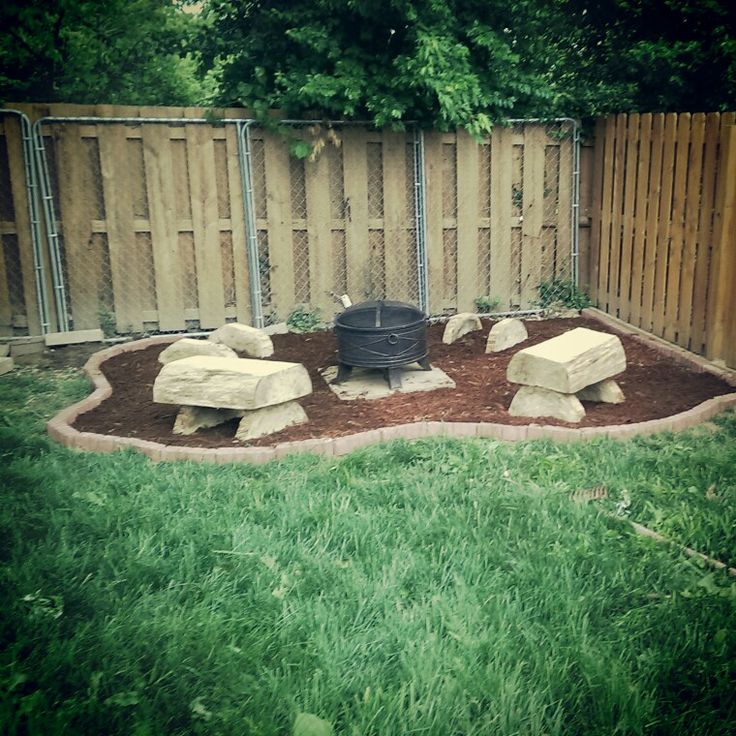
[46,323,736,464]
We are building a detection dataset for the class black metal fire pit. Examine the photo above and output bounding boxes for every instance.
[333,300,430,389]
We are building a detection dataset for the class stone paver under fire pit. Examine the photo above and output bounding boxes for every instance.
[320,363,455,401]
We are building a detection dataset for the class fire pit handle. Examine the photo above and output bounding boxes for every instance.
[387,333,399,345]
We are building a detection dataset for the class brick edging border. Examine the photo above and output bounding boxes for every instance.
[46,323,736,464]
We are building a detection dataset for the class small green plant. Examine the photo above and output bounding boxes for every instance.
[473,296,501,314]
[287,304,322,333]
[536,279,592,310]
[97,307,117,338]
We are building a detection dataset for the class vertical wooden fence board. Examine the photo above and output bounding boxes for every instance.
[663,114,691,343]
[186,125,226,328]
[305,150,333,314]
[261,131,295,318]
[597,116,618,310]
[4,116,41,334]
[142,124,185,331]
[520,125,545,307]
[587,119,606,299]
[691,114,722,353]
[56,123,99,329]
[97,125,143,332]
[651,113,678,337]
[618,114,640,323]
[706,123,736,364]
[490,126,514,309]
[577,140,595,293]
[423,132,446,313]
[456,130,480,311]
[557,133,572,280]
[224,125,251,324]
[677,113,706,348]
[342,128,370,301]
[628,114,652,328]
[382,131,409,302]
[607,114,628,318]
[641,113,665,332]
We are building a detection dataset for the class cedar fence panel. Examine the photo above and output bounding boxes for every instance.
[589,112,736,368]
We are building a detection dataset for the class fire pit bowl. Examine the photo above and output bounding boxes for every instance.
[333,299,430,389]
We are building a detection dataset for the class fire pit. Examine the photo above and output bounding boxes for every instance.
[333,300,430,389]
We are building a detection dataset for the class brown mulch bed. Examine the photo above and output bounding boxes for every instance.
[73,317,734,448]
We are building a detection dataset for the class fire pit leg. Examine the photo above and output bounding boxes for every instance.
[418,356,431,371]
[386,367,403,390]
[333,363,353,384]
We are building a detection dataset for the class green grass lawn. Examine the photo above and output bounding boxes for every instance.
[1,366,735,735]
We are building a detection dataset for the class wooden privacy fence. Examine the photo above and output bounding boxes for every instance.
[0,104,583,337]
[43,105,253,334]
[589,112,736,367]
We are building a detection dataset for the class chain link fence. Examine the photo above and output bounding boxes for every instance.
[424,119,580,317]
[242,122,423,328]
[2,113,579,338]
[32,116,254,336]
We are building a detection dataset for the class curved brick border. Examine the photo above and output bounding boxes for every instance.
[46,320,736,464]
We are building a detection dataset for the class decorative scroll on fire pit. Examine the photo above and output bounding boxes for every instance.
[333,300,431,389]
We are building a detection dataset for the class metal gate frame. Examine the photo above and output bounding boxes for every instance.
[30,114,256,334]
[0,108,50,335]
[238,120,430,329]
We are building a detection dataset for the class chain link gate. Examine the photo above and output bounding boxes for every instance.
[31,114,257,336]
[423,118,580,317]
[240,122,427,328]
[19,113,578,338]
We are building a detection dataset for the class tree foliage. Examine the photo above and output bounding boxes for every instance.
[550,0,736,117]
[1,0,734,124]
[200,0,736,129]
[199,0,561,134]
[0,0,207,105]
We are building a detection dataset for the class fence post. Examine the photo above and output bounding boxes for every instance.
[238,121,265,329]
[705,124,736,366]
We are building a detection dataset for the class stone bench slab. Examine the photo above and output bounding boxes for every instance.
[153,356,312,410]
[507,327,626,394]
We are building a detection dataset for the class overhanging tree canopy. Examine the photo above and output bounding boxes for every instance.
[200,0,736,130]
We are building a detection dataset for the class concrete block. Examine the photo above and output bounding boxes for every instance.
[44,329,104,346]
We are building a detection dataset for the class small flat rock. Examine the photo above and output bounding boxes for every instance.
[173,406,244,435]
[576,378,625,404]
[293,712,333,736]
[1,343,11,357]
[508,385,586,423]
[209,323,274,358]
[235,400,308,442]
[153,356,312,410]
[485,318,528,353]
[442,313,483,344]
[507,327,626,393]
[320,364,455,401]
[159,338,237,365]
[0,356,15,375]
